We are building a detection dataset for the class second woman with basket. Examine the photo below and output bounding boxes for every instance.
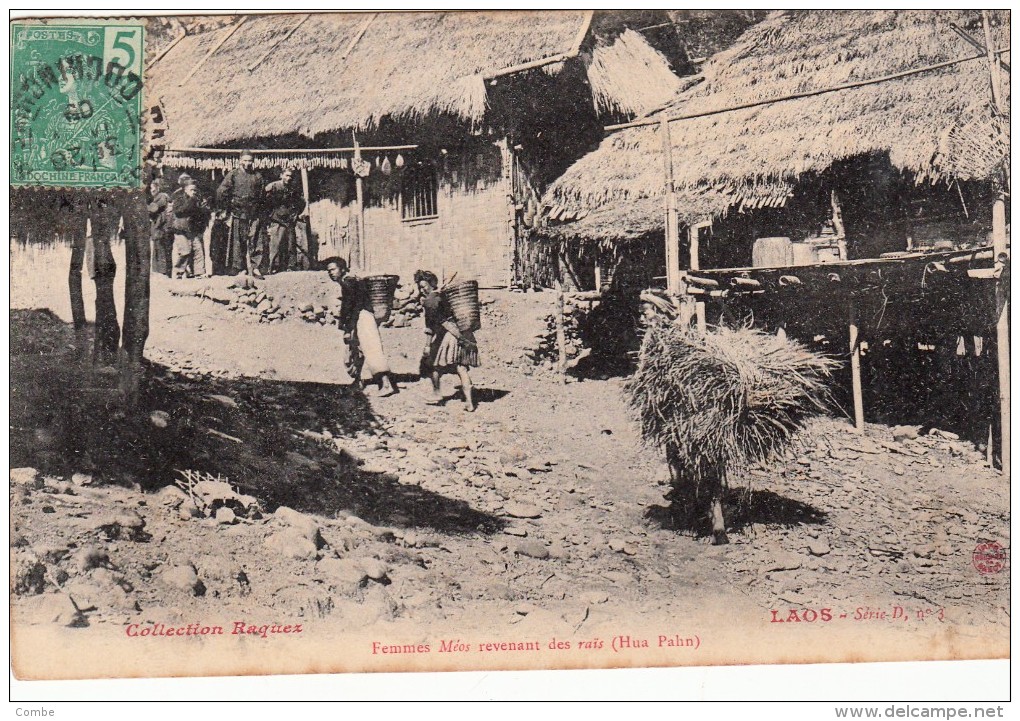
[415,270,479,412]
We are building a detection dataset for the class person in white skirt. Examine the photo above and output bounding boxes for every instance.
[324,257,398,396]
[415,270,479,412]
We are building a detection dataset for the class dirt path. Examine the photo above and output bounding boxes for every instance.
[10,275,1010,677]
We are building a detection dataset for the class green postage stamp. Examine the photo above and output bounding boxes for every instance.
[10,19,145,188]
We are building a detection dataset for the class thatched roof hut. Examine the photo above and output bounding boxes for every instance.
[152,10,685,150]
[543,10,1010,244]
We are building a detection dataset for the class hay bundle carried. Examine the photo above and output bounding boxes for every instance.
[627,321,839,544]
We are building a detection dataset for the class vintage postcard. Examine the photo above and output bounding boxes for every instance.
[9,9,1010,687]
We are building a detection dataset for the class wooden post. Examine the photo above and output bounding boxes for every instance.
[298,166,315,269]
[982,11,1004,113]
[849,299,865,432]
[690,221,708,334]
[660,114,681,294]
[594,263,603,293]
[353,133,366,272]
[300,166,310,209]
[555,280,567,383]
[992,194,1009,476]
[982,11,1009,476]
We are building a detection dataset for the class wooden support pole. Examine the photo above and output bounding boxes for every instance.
[849,300,865,433]
[299,166,315,269]
[982,11,1009,477]
[992,194,1009,476]
[353,133,366,272]
[660,114,681,294]
[555,280,567,383]
[690,222,708,334]
[982,11,1004,113]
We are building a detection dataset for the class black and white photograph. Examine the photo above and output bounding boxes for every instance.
[8,9,1010,697]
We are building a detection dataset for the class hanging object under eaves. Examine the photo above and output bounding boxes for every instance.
[352,157,371,177]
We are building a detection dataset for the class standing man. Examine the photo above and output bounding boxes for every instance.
[264,165,306,274]
[323,256,399,396]
[170,174,211,278]
[216,150,265,279]
[147,177,173,276]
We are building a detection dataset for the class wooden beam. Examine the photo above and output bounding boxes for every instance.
[571,10,595,55]
[483,12,592,81]
[340,13,378,61]
[604,48,1010,132]
[685,274,719,289]
[248,14,309,73]
[178,17,247,87]
[146,30,187,71]
[849,301,865,433]
[981,11,1005,114]
[949,22,1009,72]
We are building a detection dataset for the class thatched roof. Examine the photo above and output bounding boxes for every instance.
[544,10,1010,243]
[152,11,683,148]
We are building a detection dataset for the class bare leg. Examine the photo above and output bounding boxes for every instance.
[378,372,399,396]
[456,365,475,411]
[426,370,442,404]
[710,467,729,545]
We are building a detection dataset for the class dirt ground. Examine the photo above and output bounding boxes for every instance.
[9,269,1010,677]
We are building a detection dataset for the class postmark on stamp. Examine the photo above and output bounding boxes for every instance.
[10,19,145,188]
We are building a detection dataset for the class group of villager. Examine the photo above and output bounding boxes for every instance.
[148,150,307,280]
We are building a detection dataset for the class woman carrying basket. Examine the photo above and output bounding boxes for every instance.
[415,270,479,412]
[324,257,399,396]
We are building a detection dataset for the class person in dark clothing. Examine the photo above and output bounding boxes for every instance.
[147,177,173,276]
[264,166,306,274]
[170,174,211,278]
[415,270,479,411]
[216,150,265,278]
[323,256,398,395]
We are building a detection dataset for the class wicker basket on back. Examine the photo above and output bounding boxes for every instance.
[442,280,481,333]
[364,274,400,323]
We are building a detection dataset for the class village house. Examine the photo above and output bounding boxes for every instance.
[542,9,1009,285]
[540,10,1009,462]
[150,10,690,289]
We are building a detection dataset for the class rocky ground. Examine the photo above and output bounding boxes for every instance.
[9,271,1010,673]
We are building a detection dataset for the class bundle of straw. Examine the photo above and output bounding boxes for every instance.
[628,321,839,490]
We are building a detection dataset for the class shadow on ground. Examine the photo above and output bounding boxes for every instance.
[645,487,828,538]
[10,308,505,535]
